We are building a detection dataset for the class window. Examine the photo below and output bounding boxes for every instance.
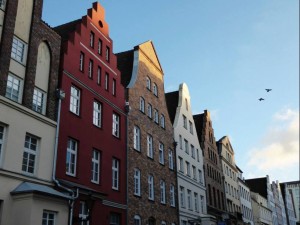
[133,126,141,151]
[0,125,4,161]
[105,46,110,62]
[178,157,183,172]
[91,150,100,183]
[185,98,188,110]
[66,138,77,176]
[185,161,190,176]
[194,193,199,212]
[184,139,189,154]
[93,101,102,127]
[180,186,185,208]
[153,83,158,96]
[110,213,120,225]
[134,215,141,225]
[79,52,85,71]
[159,142,164,164]
[160,114,165,128]
[189,121,193,134]
[198,169,203,184]
[148,175,154,200]
[187,190,192,210]
[11,36,26,64]
[112,79,116,96]
[147,104,152,118]
[22,134,38,174]
[6,74,22,102]
[191,145,195,158]
[179,135,182,149]
[70,86,80,115]
[32,88,46,114]
[168,149,174,170]
[42,211,56,225]
[79,201,88,225]
[134,168,141,196]
[183,115,187,129]
[170,184,175,207]
[98,39,102,55]
[192,166,196,180]
[196,149,200,162]
[105,73,109,90]
[0,0,6,9]
[112,113,120,137]
[97,66,102,85]
[112,158,119,190]
[160,180,166,204]
[154,109,159,124]
[146,77,151,90]
[90,31,95,48]
[139,97,145,113]
[162,221,166,225]
[88,59,93,78]
[147,135,153,158]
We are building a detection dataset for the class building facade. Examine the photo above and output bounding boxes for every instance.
[166,84,213,225]
[0,0,69,224]
[251,192,273,225]
[272,181,288,225]
[280,182,297,225]
[193,110,227,224]
[281,181,300,224]
[117,41,178,225]
[54,2,127,224]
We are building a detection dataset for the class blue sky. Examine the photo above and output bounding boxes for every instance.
[42,0,299,182]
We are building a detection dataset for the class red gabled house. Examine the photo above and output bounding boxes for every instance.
[54,2,127,224]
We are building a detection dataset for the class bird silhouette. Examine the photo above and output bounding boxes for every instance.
[265,89,272,92]
[259,98,265,101]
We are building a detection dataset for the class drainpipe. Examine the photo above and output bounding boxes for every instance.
[125,100,131,225]
[52,89,78,225]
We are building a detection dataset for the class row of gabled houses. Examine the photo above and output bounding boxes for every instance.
[0,1,299,225]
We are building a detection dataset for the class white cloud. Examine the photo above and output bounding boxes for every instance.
[246,108,299,181]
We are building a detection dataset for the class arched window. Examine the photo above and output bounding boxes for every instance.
[134,215,141,225]
[153,83,158,96]
[146,77,151,90]
[139,97,145,113]
[160,114,165,128]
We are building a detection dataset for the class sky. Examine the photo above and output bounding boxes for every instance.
[42,0,299,183]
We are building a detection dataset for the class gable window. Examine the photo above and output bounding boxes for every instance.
[112,79,116,96]
[112,158,119,190]
[32,88,46,114]
[98,39,102,55]
[93,101,102,127]
[153,83,158,96]
[70,86,80,115]
[160,114,165,128]
[147,135,153,158]
[146,77,151,90]
[148,175,154,200]
[79,52,85,72]
[79,201,88,224]
[6,74,22,102]
[22,134,38,174]
[112,113,120,137]
[42,211,56,225]
[159,142,164,164]
[88,59,93,79]
[91,150,100,183]
[183,115,187,129]
[147,104,152,118]
[90,31,95,48]
[168,149,174,170]
[66,138,77,176]
[105,73,109,90]
[170,184,175,207]
[97,66,102,85]
[11,36,27,64]
[160,180,166,204]
[134,168,141,196]
[105,46,110,62]
[154,109,159,123]
[133,126,141,151]
[139,97,145,113]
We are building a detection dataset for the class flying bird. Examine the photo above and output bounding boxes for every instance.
[258,98,265,101]
[265,89,272,92]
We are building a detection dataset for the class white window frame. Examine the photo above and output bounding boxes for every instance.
[79,201,89,225]
[139,97,145,113]
[93,101,102,127]
[70,86,80,115]
[147,135,153,158]
[88,59,93,78]
[11,36,27,64]
[160,180,166,204]
[112,158,119,190]
[153,83,158,96]
[168,149,174,170]
[22,134,38,174]
[112,113,120,138]
[146,77,151,90]
[134,168,141,196]
[134,215,141,225]
[160,114,165,128]
[158,142,164,164]
[91,150,100,184]
[6,74,23,103]
[180,186,185,208]
[147,104,152,118]
[66,138,77,176]
[42,210,56,225]
[32,88,46,114]
[148,175,154,200]
[154,109,159,124]
[170,184,175,207]
[79,52,84,71]
[133,126,141,151]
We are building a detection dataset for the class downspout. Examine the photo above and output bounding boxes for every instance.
[52,89,78,225]
[125,99,131,225]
